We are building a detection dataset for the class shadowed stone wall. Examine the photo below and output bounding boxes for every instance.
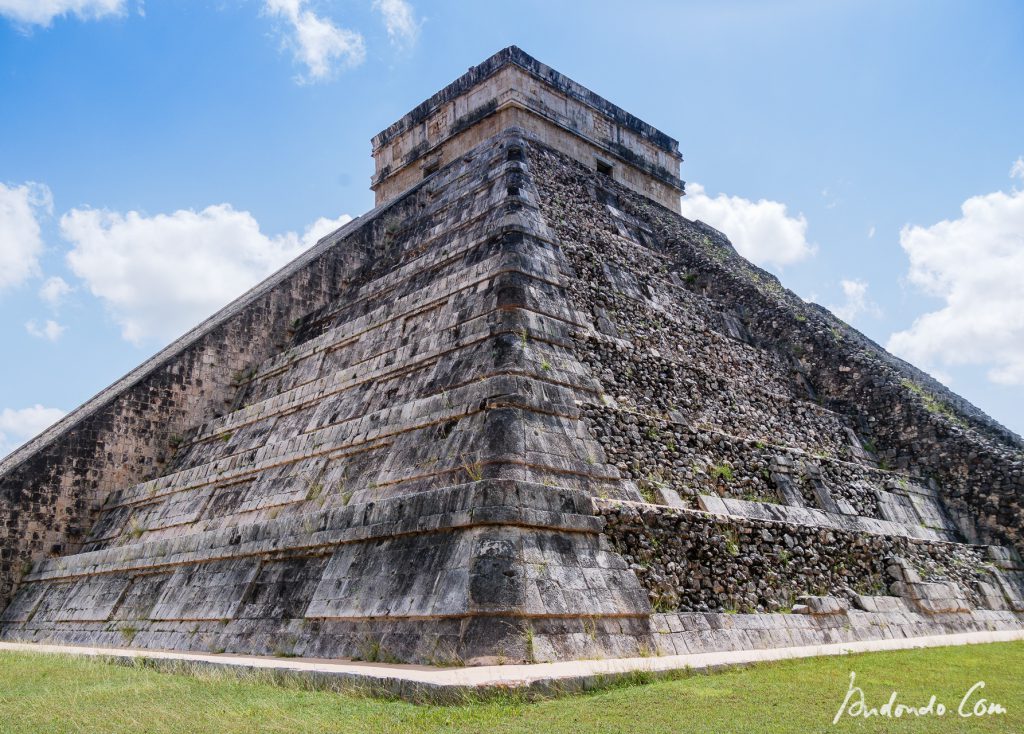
[0,214,390,608]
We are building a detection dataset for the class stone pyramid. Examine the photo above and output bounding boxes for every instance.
[2,47,1022,666]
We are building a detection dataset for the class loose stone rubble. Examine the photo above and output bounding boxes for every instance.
[1,47,1022,667]
[598,501,988,614]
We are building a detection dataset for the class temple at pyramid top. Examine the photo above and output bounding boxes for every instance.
[370,45,685,210]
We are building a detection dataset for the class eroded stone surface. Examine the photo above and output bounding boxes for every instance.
[2,49,1023,665]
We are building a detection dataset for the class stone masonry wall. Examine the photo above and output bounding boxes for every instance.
[581,403,900,518]
[605,177,1024,554]
[0,186,440,609]
[4,122,1023,667]
[0,131,656,665]
[527,141,1024,559]
[599,501,992,614]
[371,47,682,209]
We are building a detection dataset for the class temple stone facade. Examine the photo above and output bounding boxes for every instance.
[1,47,1022,665]
[371,46,684,211]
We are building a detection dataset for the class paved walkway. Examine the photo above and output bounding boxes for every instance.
[3,630,1023,701]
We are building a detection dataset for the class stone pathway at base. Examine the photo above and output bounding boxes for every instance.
[3,631,1023,703]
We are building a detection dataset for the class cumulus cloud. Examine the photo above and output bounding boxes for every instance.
[39,275,72,307]
[887,169,1024,385]
[679,183,815,269]
[830,278,881,323]
[302,214,355,244]
[61,204,350,345]
[0,0,124,27]
[264,0,365,83]
[373,0,419,47]
[0,181,52,292]
[0,405,66,459]
[25,318,66,341]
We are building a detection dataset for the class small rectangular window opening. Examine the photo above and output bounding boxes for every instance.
[596,159,614,177]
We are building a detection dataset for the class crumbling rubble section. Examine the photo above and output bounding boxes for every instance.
[528,139,1024,630]
[585,152,1024,554]
[598,501,1002,615]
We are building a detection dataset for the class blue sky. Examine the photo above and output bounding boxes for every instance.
[1,0,1022,455]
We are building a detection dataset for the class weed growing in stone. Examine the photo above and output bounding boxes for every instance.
[128,519,146,540]
[119,625,138,643]
[723,529,740,557]
[710,463,734,482]
[523,624,536,663]
[461,456,484,482]
[900,378,968,427]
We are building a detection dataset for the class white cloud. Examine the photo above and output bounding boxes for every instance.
[868,225,876,239]
[303,214,354,244]
[0,0,124,27]
[0,405,66,458]
[61,204,351,345]
[888,168,1024,385]
[1011,157,1024,181]
[264,0,365,83]
[679,182,816,269]
[25,318,66,341]
[0,182,52,292]
[830,278,881,323]
[39,275,72,307]
[373,0,419,47]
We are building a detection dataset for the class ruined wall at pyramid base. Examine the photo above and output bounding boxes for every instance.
[2,128,1024,665]
[5,483,1022,665]
[2,482,651,664]
[4,481,1021,664]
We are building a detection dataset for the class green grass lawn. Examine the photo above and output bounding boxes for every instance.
[1,642,1021,733]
